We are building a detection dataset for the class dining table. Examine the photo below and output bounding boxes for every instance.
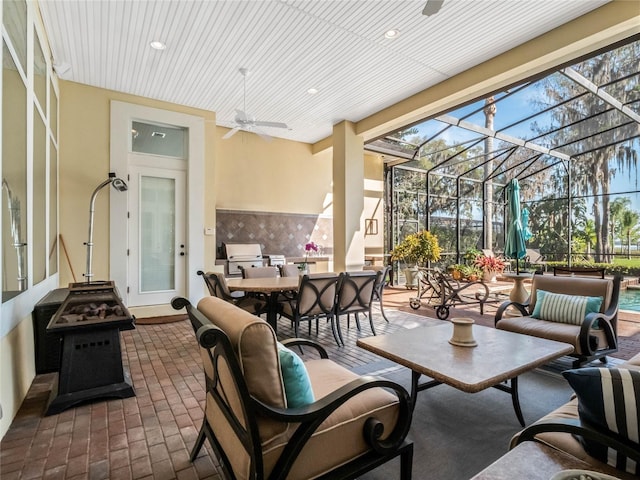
[226,276,300,332]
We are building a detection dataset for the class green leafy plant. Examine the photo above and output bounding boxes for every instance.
[390,230,442,266]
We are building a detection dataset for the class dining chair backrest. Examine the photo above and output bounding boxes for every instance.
[336,270,379,315]
[197,270,233,300]
[296,273,340,317]
[241,266,279,279]
[279,264,301,277]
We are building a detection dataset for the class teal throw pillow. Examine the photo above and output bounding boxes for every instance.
[277,343,315,408]
[531,290,603,326]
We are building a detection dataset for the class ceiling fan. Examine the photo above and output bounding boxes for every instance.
[223,67,289,141]
[422,0,445,16]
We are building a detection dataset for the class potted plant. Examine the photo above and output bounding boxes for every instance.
[474,254,507,283]
[449,264,465,281]
[390,230,442,289]
[463,248,482,264]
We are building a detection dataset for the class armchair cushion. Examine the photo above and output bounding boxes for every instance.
[277,342,315,407]
[531,290,603,326]
[563,367,640,475]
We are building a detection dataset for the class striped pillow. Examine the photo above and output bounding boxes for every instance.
[563,368,640,475]
[531,290,603,325]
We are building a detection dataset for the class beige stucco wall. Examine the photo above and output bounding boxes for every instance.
[0,314,36,438]
[58,81,338,287]
[58,81,218,286]
[215,128,333,214]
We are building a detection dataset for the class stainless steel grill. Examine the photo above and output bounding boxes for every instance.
[224,243,264,276]
[266,255,286,267]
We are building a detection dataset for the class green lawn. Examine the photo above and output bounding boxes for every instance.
[612,257,640,268]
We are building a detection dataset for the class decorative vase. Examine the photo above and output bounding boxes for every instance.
[403,266,419,289]
[448,318,477,347]
[483,270,497,283]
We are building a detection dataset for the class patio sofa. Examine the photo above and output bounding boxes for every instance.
[171,295,414,479]
[510,352,640,478]
[495,274,621,367]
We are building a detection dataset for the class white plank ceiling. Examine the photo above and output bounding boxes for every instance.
[38,0,610,144]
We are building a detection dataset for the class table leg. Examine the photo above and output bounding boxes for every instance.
[410,370,442,412]
[492,377,525,427]
[410,371,420,411]
[509,278,529,304]
[267,291,280,334]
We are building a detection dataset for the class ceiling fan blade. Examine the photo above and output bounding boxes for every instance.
[223,126,241,139]
[422,0,444,16]
[253,127,273,142]
[253,120,288,129]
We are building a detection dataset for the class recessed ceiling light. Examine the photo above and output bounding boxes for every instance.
[307,88,318,95]
[384,29,400,39]
[150,41,166,50]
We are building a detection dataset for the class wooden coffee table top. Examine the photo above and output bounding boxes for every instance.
[356,323,574,393]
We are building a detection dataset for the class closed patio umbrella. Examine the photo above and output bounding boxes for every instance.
[505,179,527,274]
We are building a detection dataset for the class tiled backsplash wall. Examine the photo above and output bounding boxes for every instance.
[216,210,333,258]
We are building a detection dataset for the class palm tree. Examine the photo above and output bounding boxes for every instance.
[535,42,640,263]
[609,197,631,254]
[620,209,640,259]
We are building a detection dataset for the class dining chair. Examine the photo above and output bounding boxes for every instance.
[335,270,380,344]
[364,265,391,322]
[240,265,279,278]
[279,273,342,346]
[196,270,268,316]
[279,264,301,277]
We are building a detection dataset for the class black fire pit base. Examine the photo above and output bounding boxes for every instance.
[44,327,135,416]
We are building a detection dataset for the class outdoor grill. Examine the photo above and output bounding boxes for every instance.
[224,243,265,276]
[266,254,286,267]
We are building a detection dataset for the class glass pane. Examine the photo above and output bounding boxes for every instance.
[33,108,46,283]
[33,28,46,109]
[49,141,58,275]
[131,121,187,159]
[50,84,58,137]
[2,41,28,301]
[140,176,175,292]
[3,0,27,74]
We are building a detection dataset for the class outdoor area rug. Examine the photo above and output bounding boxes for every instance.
[354,358,574,479]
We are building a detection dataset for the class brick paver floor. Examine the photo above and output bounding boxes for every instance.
[1,283,638,479]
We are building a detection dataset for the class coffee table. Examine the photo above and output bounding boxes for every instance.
[470,441,637,479]
[356,322,573,426]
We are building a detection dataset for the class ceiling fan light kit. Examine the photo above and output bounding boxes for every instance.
[223,67,289,141]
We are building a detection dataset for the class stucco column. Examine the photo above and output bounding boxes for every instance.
[332,121,364,272]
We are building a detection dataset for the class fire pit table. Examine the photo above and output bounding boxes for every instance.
[45,281,135,415]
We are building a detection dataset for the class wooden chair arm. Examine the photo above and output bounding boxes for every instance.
[513,417,640,465]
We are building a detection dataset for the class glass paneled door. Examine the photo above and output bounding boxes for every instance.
[127,166,186,306]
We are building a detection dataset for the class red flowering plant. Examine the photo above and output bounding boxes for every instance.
[474,254,506,273]
[299,241,319,272]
